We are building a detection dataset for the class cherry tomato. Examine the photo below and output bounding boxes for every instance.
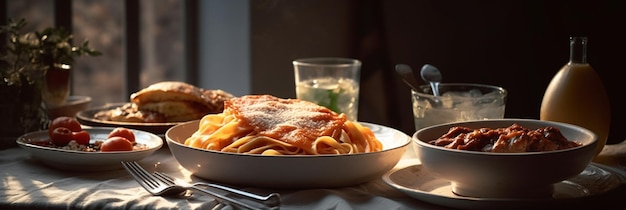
[108,127,136,143]
[49,116,82,136]
[50,127,73,146]
[72,130,91,145]
[101,136,133,152]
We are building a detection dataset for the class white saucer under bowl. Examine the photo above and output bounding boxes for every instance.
[382,163,625,209]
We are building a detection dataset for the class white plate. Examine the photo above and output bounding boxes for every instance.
[166,121,411,188]
[17,127,163,171]
[382,163,626,209]
[76,103,181,134]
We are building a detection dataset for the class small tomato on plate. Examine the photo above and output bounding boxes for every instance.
[49,116,82,136]
[108,127,136,143]
[72,130,91,145]
[50,127,73,146]
[101,136,133,152]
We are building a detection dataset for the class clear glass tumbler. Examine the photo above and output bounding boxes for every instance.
[293,57,361,121]
[412,83,507,131]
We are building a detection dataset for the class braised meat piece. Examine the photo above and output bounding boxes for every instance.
[428,124,582,153]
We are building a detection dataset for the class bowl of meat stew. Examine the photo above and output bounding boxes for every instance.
[413,118,598,199]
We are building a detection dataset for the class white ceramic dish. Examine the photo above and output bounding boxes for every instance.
[383,163,625,209]
[413,119,598,198]
[166,120,411,189]
[76,103,180,134]
[17,127,163,171]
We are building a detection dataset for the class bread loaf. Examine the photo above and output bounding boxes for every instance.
[95,81,234,123]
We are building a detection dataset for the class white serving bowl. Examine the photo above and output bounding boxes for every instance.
[412,118,597,199]
[166,120,410,189]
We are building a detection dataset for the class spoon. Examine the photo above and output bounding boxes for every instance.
[396,64,442,107]
[420,64,442,97]
[394,64,421,91]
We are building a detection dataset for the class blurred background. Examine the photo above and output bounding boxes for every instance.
[2,0,624,144]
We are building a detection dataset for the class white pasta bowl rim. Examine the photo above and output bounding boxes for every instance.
[165,120,411,188]
[165,120,411,158]
[412,118,598,198]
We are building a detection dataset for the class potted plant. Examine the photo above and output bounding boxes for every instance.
[0,18,101,149]
[36,22,102,106]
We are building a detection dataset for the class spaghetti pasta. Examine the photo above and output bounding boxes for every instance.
[184,95,383,155]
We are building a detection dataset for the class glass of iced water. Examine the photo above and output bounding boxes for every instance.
[411,83,507,131]
[293,57,361,121]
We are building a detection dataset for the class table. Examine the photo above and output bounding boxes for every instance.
[2,141,626,210]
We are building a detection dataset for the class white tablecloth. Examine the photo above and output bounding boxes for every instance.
[2,142,625,210]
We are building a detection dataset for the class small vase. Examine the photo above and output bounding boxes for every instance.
[42,63,71,107]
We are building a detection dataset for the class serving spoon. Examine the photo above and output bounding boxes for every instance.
[394,64,421,91]
[420,64,443,107]
[420,64,442,97]
[395,64,442,107]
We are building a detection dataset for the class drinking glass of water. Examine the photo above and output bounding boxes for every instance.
[293,57,361,121]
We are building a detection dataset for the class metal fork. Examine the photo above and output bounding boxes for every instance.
[121,161,271,209]
[153,172,281,208]
[122,161,255,209]
[121,161,187,196]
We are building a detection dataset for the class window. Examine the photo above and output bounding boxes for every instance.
[5,0,188,106]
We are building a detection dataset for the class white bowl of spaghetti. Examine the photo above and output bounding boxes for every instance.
[165,95,411,188]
